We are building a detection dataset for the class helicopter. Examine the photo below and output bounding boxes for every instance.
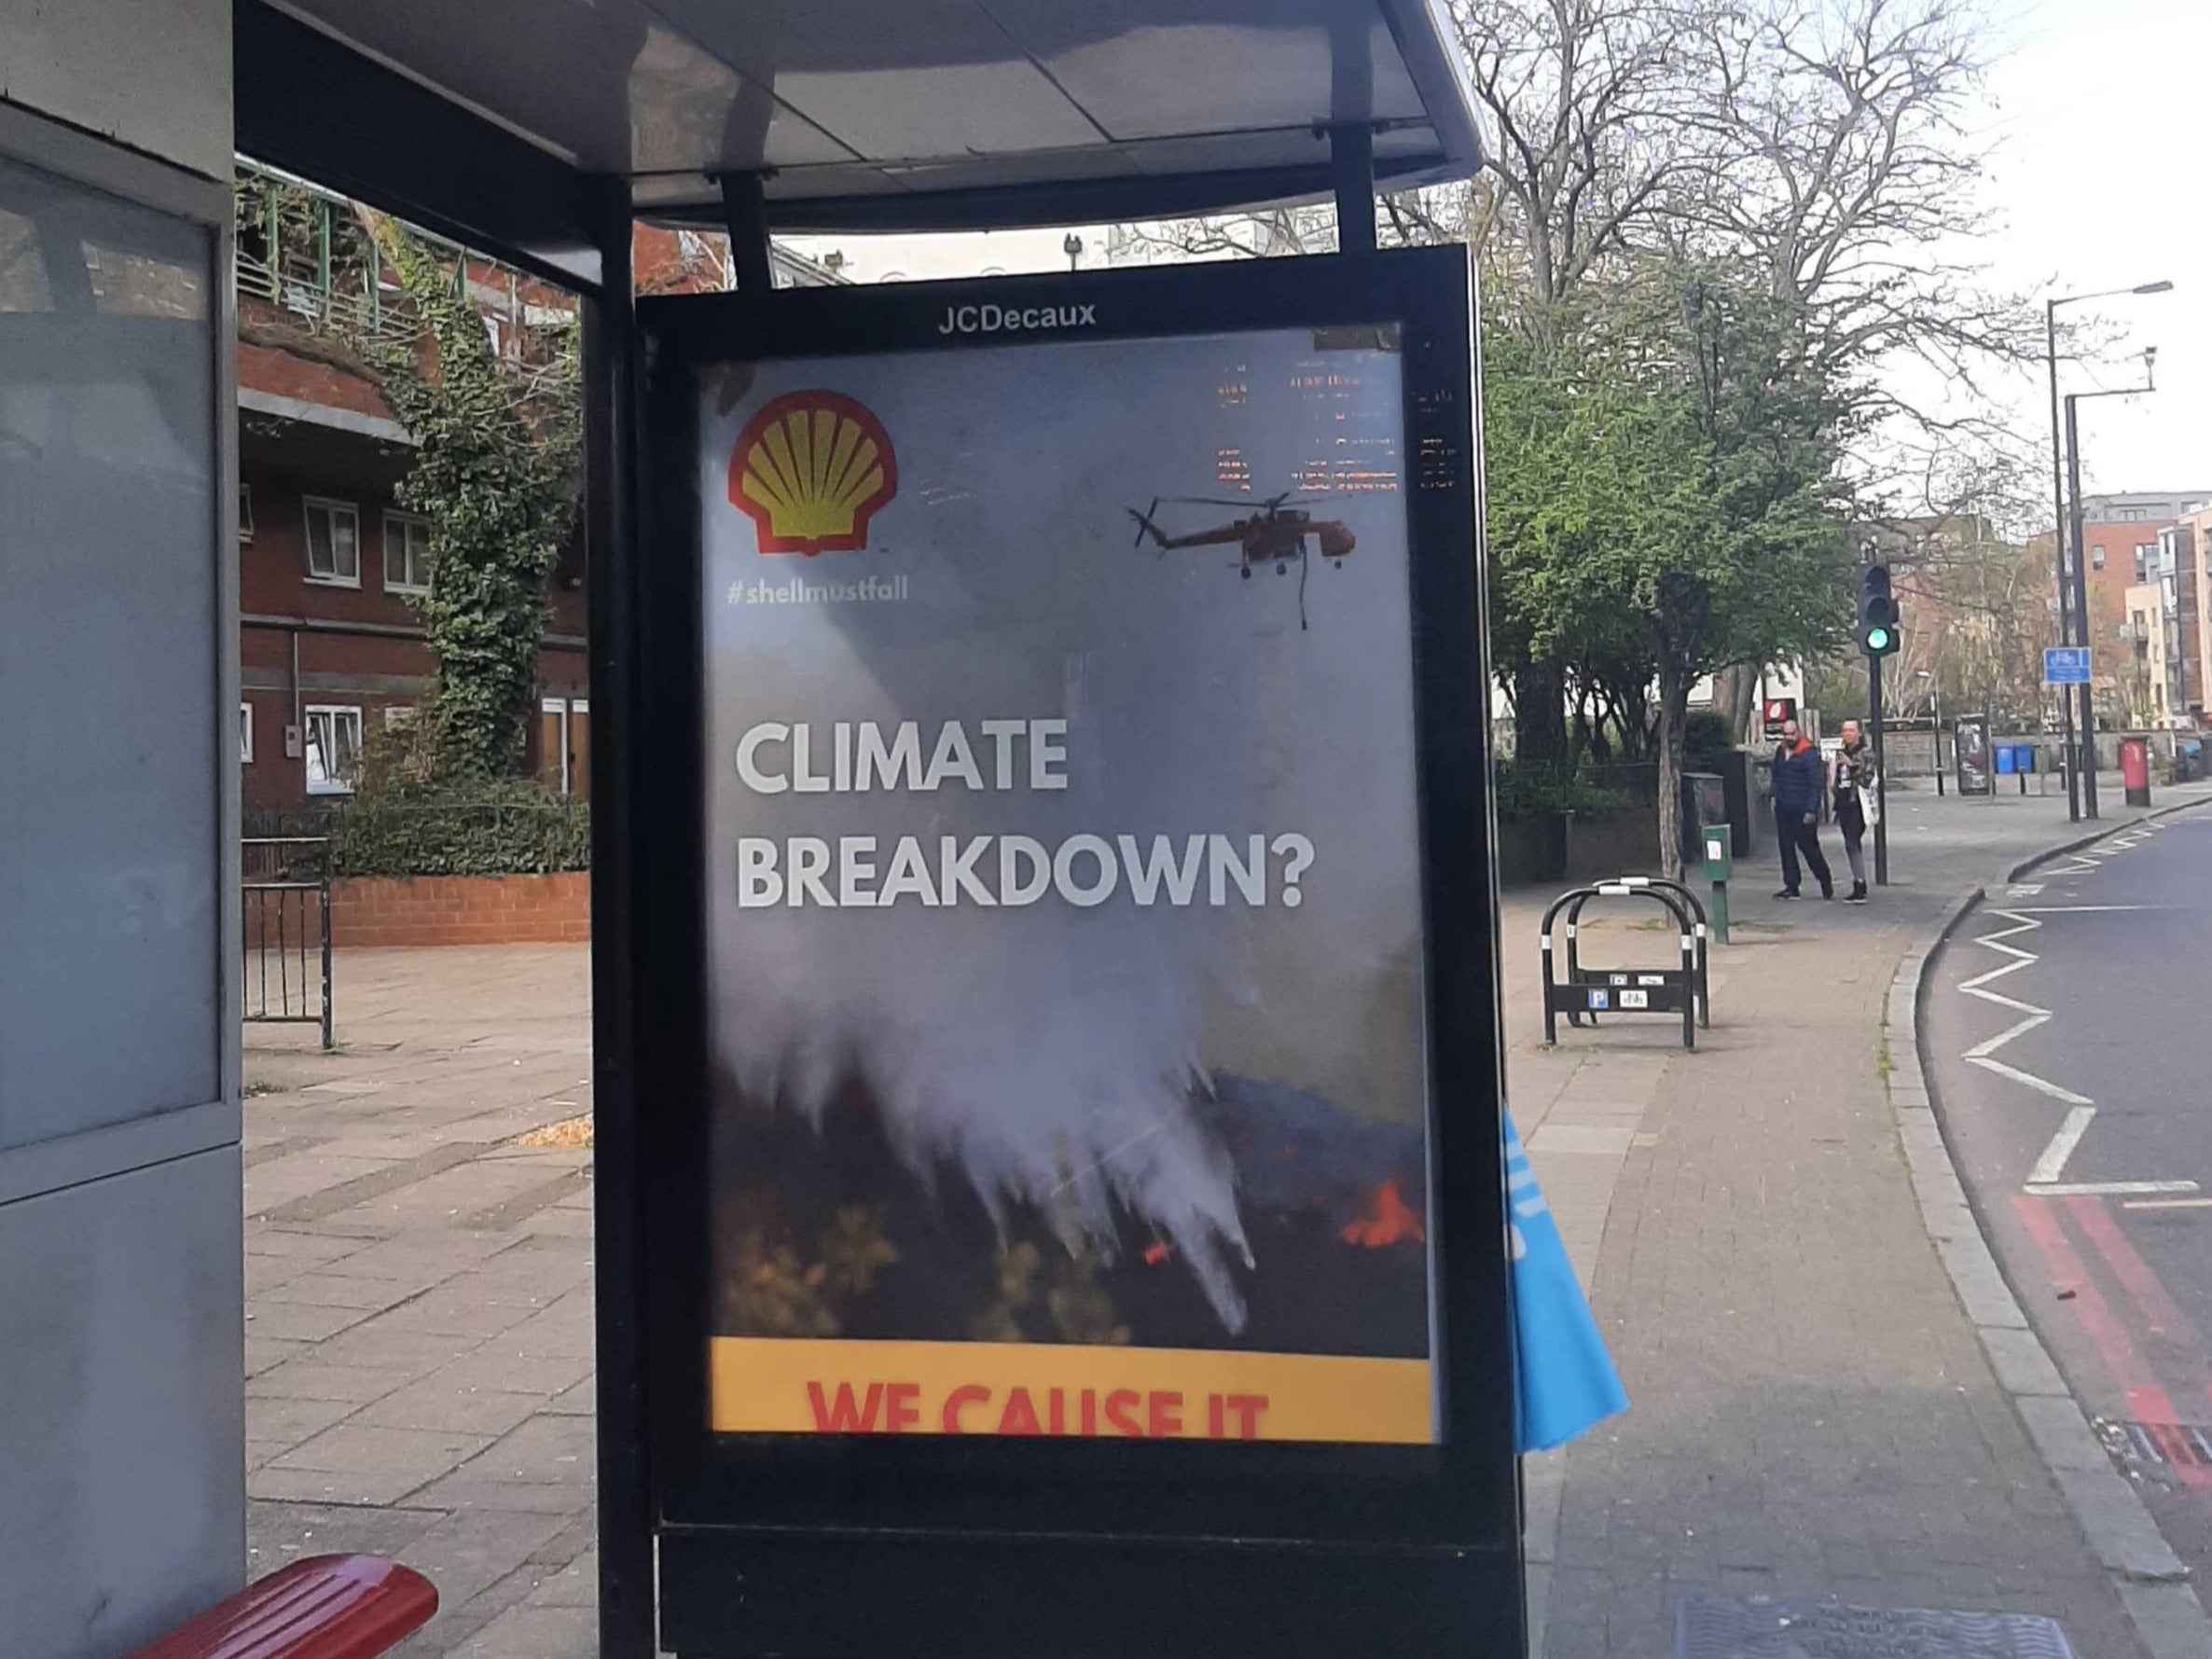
[1127,491,1355,579]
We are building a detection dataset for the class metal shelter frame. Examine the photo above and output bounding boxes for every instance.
[230,6,1494,1653]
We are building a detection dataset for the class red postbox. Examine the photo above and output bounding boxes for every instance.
[2120,736,2152,808]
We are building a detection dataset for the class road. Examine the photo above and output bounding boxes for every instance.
[1923,804,2212,1588]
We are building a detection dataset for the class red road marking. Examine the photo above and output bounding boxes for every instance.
[2067,1196,2206,1353]
[2066,1195,2212,1465]
[2013,1196,2186,1424]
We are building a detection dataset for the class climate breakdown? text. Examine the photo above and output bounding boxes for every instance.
[731,717,1319,911]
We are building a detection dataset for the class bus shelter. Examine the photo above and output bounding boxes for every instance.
[0,3,1505,1654]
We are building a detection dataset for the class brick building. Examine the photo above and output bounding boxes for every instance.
[2027,490,2211,728]
[233,166,836,821]
[2182,505,2212,725]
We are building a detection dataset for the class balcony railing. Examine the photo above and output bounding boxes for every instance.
[233,160,437,347]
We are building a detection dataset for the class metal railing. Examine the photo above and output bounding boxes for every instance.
[242,836,333,1050]
[233,161,425,348]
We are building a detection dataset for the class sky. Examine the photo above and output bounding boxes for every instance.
[1963,0,2212,506]
[787,3,2210,524]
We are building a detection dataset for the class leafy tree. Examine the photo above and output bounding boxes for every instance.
[1485,263,1853,875]
[1456,0,2025,748]
[358,215,579,780]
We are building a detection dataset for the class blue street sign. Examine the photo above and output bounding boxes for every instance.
[2044,645,2091,685]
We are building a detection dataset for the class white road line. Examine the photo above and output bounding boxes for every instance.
[2026,1105,2096,1184]
[1967,1055,2094,1105]
[2122,1196,2212,1210]
[1955,818,2194,1193]
[1956,909,2099,1182]
[1965,1012,2050,1059]
[2001,905,2163,914]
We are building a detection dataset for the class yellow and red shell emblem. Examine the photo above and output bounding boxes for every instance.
[728,390,897,555]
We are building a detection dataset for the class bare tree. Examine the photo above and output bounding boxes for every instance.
[1684,0,2024,365]
[1107,207,1334,264]
[1658,0,2028,737]
[1446,0,1737,764]
[1451,0,1719,312]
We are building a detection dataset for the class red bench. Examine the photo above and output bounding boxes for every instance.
[124,1555,437,1659]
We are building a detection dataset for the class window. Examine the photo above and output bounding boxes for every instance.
[2091,546,2104,570]
[303,497,360,585]
[539,696,591,798]
[239,701,254,764]
[303,705,363,795]
[383,511,431,592]
[238,482,254,543]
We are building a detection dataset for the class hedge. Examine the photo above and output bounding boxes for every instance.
[328,790,590,878]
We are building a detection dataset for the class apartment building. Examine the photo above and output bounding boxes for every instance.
[233,165,836,821]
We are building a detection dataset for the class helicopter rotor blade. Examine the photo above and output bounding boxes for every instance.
[1129,497,1160,549]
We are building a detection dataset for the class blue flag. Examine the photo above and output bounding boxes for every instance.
[1505,1110,1628,1453]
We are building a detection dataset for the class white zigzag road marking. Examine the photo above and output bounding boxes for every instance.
[1956,891,2199,1197]
[1958,911,2090,1107]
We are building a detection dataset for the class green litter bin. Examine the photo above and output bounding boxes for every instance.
[1699,823,1731,944]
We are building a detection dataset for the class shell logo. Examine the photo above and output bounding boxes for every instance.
[728,390,897,555]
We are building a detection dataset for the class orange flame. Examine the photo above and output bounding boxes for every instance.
[1341,1180,1426,1249]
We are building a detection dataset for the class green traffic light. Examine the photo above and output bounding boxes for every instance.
[1865,627,1890,653]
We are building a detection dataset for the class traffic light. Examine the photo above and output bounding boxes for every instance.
[1859,563,1900,657]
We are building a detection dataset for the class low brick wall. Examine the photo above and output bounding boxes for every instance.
[327,873,590,947]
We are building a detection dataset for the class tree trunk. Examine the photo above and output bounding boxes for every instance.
[1655,670,1693,883]
[1714,662,1759,746]
[1514,657,1569,767]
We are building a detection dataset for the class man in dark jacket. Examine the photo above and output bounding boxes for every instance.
[1770,718,1833,900]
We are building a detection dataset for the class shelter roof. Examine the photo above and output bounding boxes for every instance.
[267,0,1482,230]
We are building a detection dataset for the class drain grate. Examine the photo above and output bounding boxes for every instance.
[2096,1417,2212,1469]
[1677,1597,2080,1659]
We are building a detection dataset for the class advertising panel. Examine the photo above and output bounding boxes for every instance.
[697,324,1435,1445]
[1955,713,1992,795]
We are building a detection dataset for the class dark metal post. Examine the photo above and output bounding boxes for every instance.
[718,172,773,292]
[2066,395,2099,818]
[318,842,334,1051]
[1871,654,1888,886]
[584,176,656,1659]
[1933,683,1945,796]
[1331,125,1376,257]
[2047,299,2081,823]
[1680,917,1696,1051]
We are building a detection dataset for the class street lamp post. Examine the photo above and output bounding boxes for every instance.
[2064,343,2161,820]
[2045,281,2171,822]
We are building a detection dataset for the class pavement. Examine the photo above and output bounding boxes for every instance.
[1515,780,2212,1659]
[242,947,597,1659]
[241,780,2212,1659]
[1921,803,2212,1604]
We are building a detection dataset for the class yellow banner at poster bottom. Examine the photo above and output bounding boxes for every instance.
[710,1337,1434,1445]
